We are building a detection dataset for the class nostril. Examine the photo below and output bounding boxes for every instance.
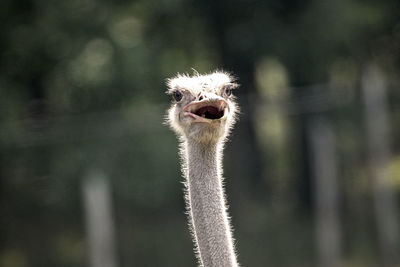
[199,95,204,101]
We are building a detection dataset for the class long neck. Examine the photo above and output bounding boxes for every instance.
[183,139,238,267]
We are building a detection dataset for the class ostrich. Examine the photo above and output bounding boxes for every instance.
[166,71,240,267]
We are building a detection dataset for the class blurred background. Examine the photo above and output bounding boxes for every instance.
[1,0,400,266]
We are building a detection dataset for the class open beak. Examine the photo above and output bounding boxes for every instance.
[183,99,228,123]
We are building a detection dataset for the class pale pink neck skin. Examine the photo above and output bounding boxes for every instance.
[183,139,239,267]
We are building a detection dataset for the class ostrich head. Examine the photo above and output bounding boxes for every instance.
[166,71,239,144]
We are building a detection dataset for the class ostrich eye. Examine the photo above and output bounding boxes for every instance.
[172,91,183,102]
[224,86,233,97]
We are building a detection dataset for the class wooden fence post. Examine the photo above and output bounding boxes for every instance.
[362,65,399,267]
[308,118,342,267]
[82,170,118,267]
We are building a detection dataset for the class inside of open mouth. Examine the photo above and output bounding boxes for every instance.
[194,106,224,119]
